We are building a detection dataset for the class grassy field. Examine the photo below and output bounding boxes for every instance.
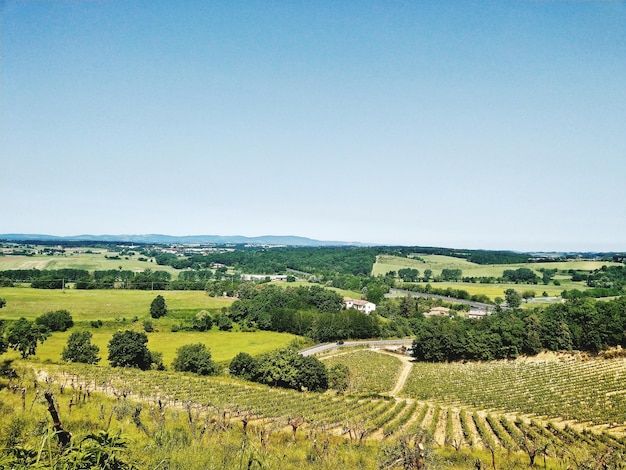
[373,254,621,279]
[31,328,299,366]
[391,280,578,300]
[0,251,180,275]
[0,286,298,366]
[0,287,234,321]
[374,254,619,300]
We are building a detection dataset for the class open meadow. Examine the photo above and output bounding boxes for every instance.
[0,287,298,366]
[0,287,234,322]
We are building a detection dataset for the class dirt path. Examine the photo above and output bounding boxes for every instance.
[373,348,413,397]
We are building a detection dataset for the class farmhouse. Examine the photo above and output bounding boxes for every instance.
[468,309,489,320]
[424,306,451,317]
[343,297,377,314]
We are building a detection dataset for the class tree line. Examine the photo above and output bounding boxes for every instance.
[228,284,381,342]
[411,296,626,362]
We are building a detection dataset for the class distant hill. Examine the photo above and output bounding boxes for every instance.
[0,233,365,247]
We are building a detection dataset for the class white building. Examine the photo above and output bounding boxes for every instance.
[343,297,377,315]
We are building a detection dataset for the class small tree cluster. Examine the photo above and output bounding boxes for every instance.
[230,348,328,392]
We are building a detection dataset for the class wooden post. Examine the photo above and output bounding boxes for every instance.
[44,391,71,446]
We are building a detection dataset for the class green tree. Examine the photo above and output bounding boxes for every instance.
[423,269,433,282]
[0,321,7,355]
[398,268,420,282]
[216,314,233,331]
[193,310,213,331]
[149,294,167,318]
[440,268,462,281]
[0,297,6,308]
[172,343,217,375]
[7,318,49,358]
[35,310,74,332]
[504,289,522,309]
[107,330,153,370]
[229,352,259,380]
[61,330,100,364]
[521,290,536,302]
[255,348,328,392]
[328,363,350,392]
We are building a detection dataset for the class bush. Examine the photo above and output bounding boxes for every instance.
[172,343,217,375]
[143,320,154,332]
[35,310,73,332]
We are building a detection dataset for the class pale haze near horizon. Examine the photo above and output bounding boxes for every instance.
[1,1,625,252]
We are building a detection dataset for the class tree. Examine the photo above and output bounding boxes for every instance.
[150,295,167,318]
[229,352,259,381]
[521,290,536,302]
[504,289,522,309]
[328,363,350,392]
[255,348,328,392]
[423,269,433,282]
[440,268,463,281]
[398,268,420,282]
[7,318,49,358]
[0,321,7,355]
[107,330,153,370]
[172,343,217,375]
[62,330,100,364]
[193,310,213,331]
[216,314,233,331]
[0,297,6,308]
[35,310,74,332]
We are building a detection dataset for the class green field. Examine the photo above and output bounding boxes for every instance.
[32,328,299,366]
[374,254,620,300]
[0,287,233,321]
[373,254,621,279]
[0,251,180,275]
[321,350,403,394]
[0,287,298,366]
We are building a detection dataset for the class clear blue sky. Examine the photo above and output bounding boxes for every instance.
[2,1,625,251]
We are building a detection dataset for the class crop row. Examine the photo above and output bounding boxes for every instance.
[401,356,626,425]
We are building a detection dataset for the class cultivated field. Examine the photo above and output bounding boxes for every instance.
[6,347,625,468]
[373,254,619,300]
[0,251,179,275]
[372,254,621,279]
